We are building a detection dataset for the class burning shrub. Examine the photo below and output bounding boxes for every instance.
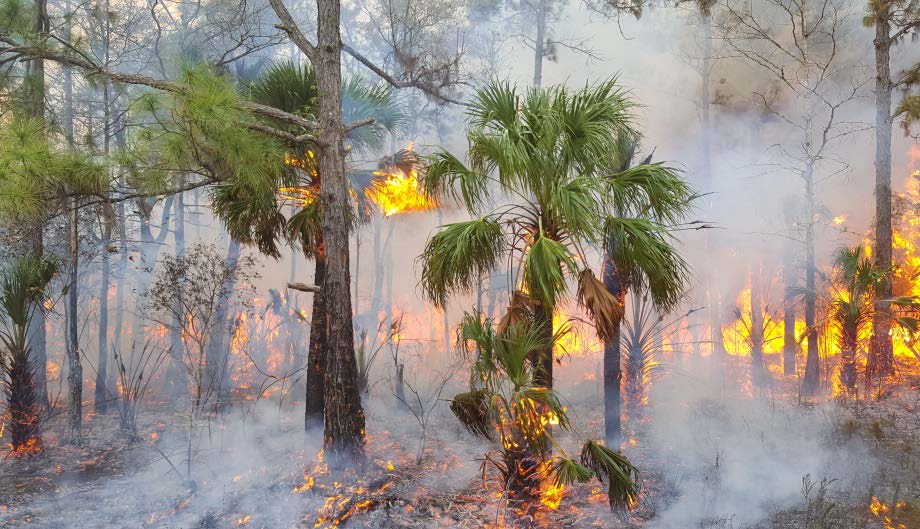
[0,256,59,456]
[450,312,640,513]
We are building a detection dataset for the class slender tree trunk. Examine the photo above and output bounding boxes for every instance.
[602,256,625,448]
[532,0,546,88]
[783,249,797,374]
[166,192,187,398]
[67,199,83,442]
[95,229,111,413]
[750,259,765,387]
[802,163,820,395]
[27,0,50,412]
[315,0,366,464]
[532,301,554,389]
[305,245,326,431]
[700,13,725,359]
[205,239,241,407]
[870,18,894,379]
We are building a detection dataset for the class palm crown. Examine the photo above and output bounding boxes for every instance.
[420,80,695,364]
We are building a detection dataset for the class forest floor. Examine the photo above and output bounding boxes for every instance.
[0,371,918,528]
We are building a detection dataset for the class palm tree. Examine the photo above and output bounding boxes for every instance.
[0,256,58,455]
[830,246,896,393]
[451,312,640,511]
[211,60,406,429]
[600,135,693,447]
[420,81,694,405]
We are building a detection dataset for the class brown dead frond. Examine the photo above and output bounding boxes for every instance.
[577,269,624,342]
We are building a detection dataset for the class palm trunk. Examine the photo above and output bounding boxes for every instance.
[532,301,554,389]
[603,256,625,448]
[840,323,858,391]
[315,0,366,464]
[305,244,326,431]
[870,17,894,379]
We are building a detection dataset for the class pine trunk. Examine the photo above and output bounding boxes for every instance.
[315,0,366,465]
[870,17,894,379]
[305,245,326,431]
[802,163,820,396]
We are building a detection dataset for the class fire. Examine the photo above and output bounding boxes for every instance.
[277,185,317,207]
[832,215,846,225]
[234,514,252,526]
[869,496,917,529]
[366,168,436,217]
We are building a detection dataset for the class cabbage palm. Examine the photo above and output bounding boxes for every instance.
[451,313,639,511]
[420,81,694,396]
[210,60,406,428]
[602,135,694,446]
[0,256,58,455]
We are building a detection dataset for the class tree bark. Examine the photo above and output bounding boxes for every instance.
[532,0,547,88]
[27,0,50,412]
[602,256,625,448]
[66,199,83,442]
[870,16,894,379]
[802,162,820,396]
[314,0,366,465]
[305,245,326,431]
[95,228,111,413]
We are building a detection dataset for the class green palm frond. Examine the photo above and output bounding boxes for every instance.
[420,217,506,306]
[247,60,318,127]
[423,151,490,213]
[581,440,640,511]
[551,457,595,486]
[0,256,59,328]
[606,162,694,224]
[523,233,579,310]
[604,217,690,313]
[495,321,548,387]
[548,177,601,241]
[342,77,406,153]
[285,198,323,258]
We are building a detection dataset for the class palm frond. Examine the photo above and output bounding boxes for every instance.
[450,389,496,440]
[580,440,640,511]
[523,233,580,309]
[577,268,624,341]
[604,217,690,313]
[420,217,506,306]
[551,457,595,486]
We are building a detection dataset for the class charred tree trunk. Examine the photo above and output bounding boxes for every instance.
[314,0,366,464]
[603,256,625,448]
[7,342,42,454]
[870,17,894,380]
[305,244,326,431]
